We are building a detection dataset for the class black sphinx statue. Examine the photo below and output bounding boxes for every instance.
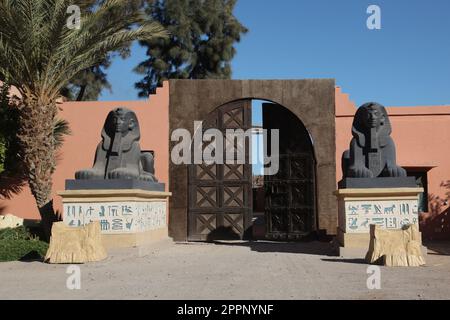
[339,102,416,188]
[66,107,164,191]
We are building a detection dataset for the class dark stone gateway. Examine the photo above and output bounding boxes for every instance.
[339,102,416,188]
[71,107,164,191]
[168,79,337,240]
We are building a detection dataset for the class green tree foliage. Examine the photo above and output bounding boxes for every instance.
[62,64,113,101]
[62,0,147,101]
[0,142,4,174]
[0,0,167,240]
[135,0,248,96]
[0,82,20,176]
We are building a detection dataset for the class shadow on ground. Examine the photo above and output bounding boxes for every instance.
[203,239,337,256]
[423,240,450,256]
[320,258,367,264]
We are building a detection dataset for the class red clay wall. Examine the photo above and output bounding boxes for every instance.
[336,87,450,239]
[1,82,170,220]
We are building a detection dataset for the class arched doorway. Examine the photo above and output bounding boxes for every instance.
[187,99,317,241]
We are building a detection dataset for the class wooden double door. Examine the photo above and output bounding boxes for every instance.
[188,100,316,241]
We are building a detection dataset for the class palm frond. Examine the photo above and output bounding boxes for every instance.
[53,117,71,149]
[0,0,168,98]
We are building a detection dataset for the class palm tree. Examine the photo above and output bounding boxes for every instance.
[0,81,71,200]
[0,0,167,240]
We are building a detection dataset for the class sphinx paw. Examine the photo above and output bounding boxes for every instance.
[386,165,407,177]
[108,168,139,180]
[75,169,101,180]
[139,172,156,182]
[348,166,373,178]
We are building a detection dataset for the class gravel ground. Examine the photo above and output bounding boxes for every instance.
[0,240,449,300]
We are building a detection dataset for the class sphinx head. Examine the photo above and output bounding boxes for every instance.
[112,108,137,134]
[352,102,392,147]
[361,103,386,129]
[102,107,140,151]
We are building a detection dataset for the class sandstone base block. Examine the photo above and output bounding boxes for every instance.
[365,224,426,267]
[101,227,169,249]
[45,221,107,264]
[0,214,24,229]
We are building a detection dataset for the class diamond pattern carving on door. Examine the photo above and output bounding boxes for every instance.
[290,158,311,179]
[224,164,244,180]
[223,214,244,235]
[196,214,216,235]
[223,108,244,128]
[290,209,310,234]
[268,209,287,235]
[223,186,244,207]
[291,182,313,207]
[188,100,252,241]
[196,164,217,181]
[196,187,217,208]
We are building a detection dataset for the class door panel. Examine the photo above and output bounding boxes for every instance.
[188,100,252,241]
[263,103,316,240]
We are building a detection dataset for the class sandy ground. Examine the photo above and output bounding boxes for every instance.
[0,240,449,300]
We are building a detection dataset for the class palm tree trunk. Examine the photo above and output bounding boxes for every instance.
[17,94,59,242]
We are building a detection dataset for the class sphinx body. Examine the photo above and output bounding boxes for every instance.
[75,108,157,182]
[342,102,406,179]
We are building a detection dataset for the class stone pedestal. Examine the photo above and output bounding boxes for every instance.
[334,187,425,258]
[58,189,172,249]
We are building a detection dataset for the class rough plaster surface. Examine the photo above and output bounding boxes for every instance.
[0,241,449,300]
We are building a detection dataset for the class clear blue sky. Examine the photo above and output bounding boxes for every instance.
[100,0,450,107]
